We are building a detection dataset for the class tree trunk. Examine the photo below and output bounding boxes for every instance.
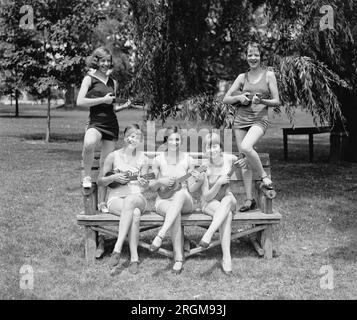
[15,89,19,117]
[45,88,51,143]
[330,89,357,162]
[64,83,76,108]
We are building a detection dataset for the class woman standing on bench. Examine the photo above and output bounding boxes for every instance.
[223,41,280,212]
[149,126,204,274]
[99,124,149,275]
[199,132,240,275]
[77,47,130,214]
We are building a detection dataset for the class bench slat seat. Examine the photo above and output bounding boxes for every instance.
[77,210,282,226]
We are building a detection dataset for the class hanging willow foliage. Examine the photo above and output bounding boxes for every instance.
[177,93,236,129]
[276,55,351,128]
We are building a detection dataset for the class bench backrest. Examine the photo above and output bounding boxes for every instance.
[81,151,271,210]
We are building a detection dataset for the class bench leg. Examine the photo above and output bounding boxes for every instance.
[309,133,313,162]
[283,133,288,161]
[260,226,273,259]
[85,227,98,263]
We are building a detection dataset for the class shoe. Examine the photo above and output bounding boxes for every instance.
[221,260,233,276]
[150,235,163,252]
[108,251,121,268]
[261,174,274,190]
[82,176,92,189]
[239,199,257,212]
[129,261,139,275]
[98,202,109,213]
[172,260,184,275]
[199,239,210,248]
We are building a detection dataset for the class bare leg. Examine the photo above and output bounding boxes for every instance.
[113,195,145,254]
[170,215,184,268]
[240,125,271,184]
[127,208,142,262]
[98,139,115,210]
[82,128,101,177]
[155,189,192,240]
[202,199,233,272]
[201,195,236,245]
[235,128,253,200]
[219,211,233,272]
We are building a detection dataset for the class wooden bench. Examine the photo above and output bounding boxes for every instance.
[282,126,330,162]
[77,152,281,263]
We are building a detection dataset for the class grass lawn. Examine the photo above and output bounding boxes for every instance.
[0,103,356,300]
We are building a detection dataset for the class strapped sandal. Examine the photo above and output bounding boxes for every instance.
[198,239,210,248]
[98,202,109,213]
[221,260,233,276]
[150,234,163,252]
[128,261,139,275]
[239,199,257,212]
[261,174,274,190]
[172,260,184,275]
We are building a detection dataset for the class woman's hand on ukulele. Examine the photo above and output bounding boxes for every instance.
[160,177,176,187]
[252,93,262,104]
[216,175,230,186]
[103,93,115,105]
[113,172,129,184]
[235,157,247,169]
[190,170,205,183]
[137,175,149,187]
[238,92,251,105]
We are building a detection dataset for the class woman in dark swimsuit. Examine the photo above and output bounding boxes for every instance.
[223,42,280,212]
[77,47,130,212]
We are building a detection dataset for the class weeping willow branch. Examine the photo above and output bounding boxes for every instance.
[276,55,350,128]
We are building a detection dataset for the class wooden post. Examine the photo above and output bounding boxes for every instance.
[260,226,273,259]
[85,227,97,263]
[309,133,313,162]
[283,130,288,161]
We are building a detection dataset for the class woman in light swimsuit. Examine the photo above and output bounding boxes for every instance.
[199,132,241,275]
[99,124,149,275]
[149,126,204,274]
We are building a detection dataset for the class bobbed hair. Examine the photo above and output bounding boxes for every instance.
[123,124,142,138]
[163,125,181,143]
[203,132,223,151]
[86,47,114,70]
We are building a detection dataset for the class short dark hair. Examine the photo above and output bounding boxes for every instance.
[123,124,141,138]
[163,125,181,143]
[86,47,114,69]
[246,41,261,55]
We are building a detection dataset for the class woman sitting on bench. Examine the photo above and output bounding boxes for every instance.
[199,132,242,275]
[99,124,149,275]
[149,126,204,274]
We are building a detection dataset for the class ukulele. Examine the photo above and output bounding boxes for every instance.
[157,164,207,199]
[214,153,245,201]
[231,91,270,107]
[105,170,155,188]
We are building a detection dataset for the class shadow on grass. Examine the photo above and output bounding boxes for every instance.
[45,148,82,162]
[0,114,67,119]
[14,132,84,142]
[325,241,357,263]
[327,203,357,232]
[312,240,357,263]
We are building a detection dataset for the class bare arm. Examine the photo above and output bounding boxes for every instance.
[98,153,114,187]
[223,74,249,105]
[148,157,166,190]
[259,71,280,107]
[201,174,227,202]
[187,157,204,193]
[76,75,114,108]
